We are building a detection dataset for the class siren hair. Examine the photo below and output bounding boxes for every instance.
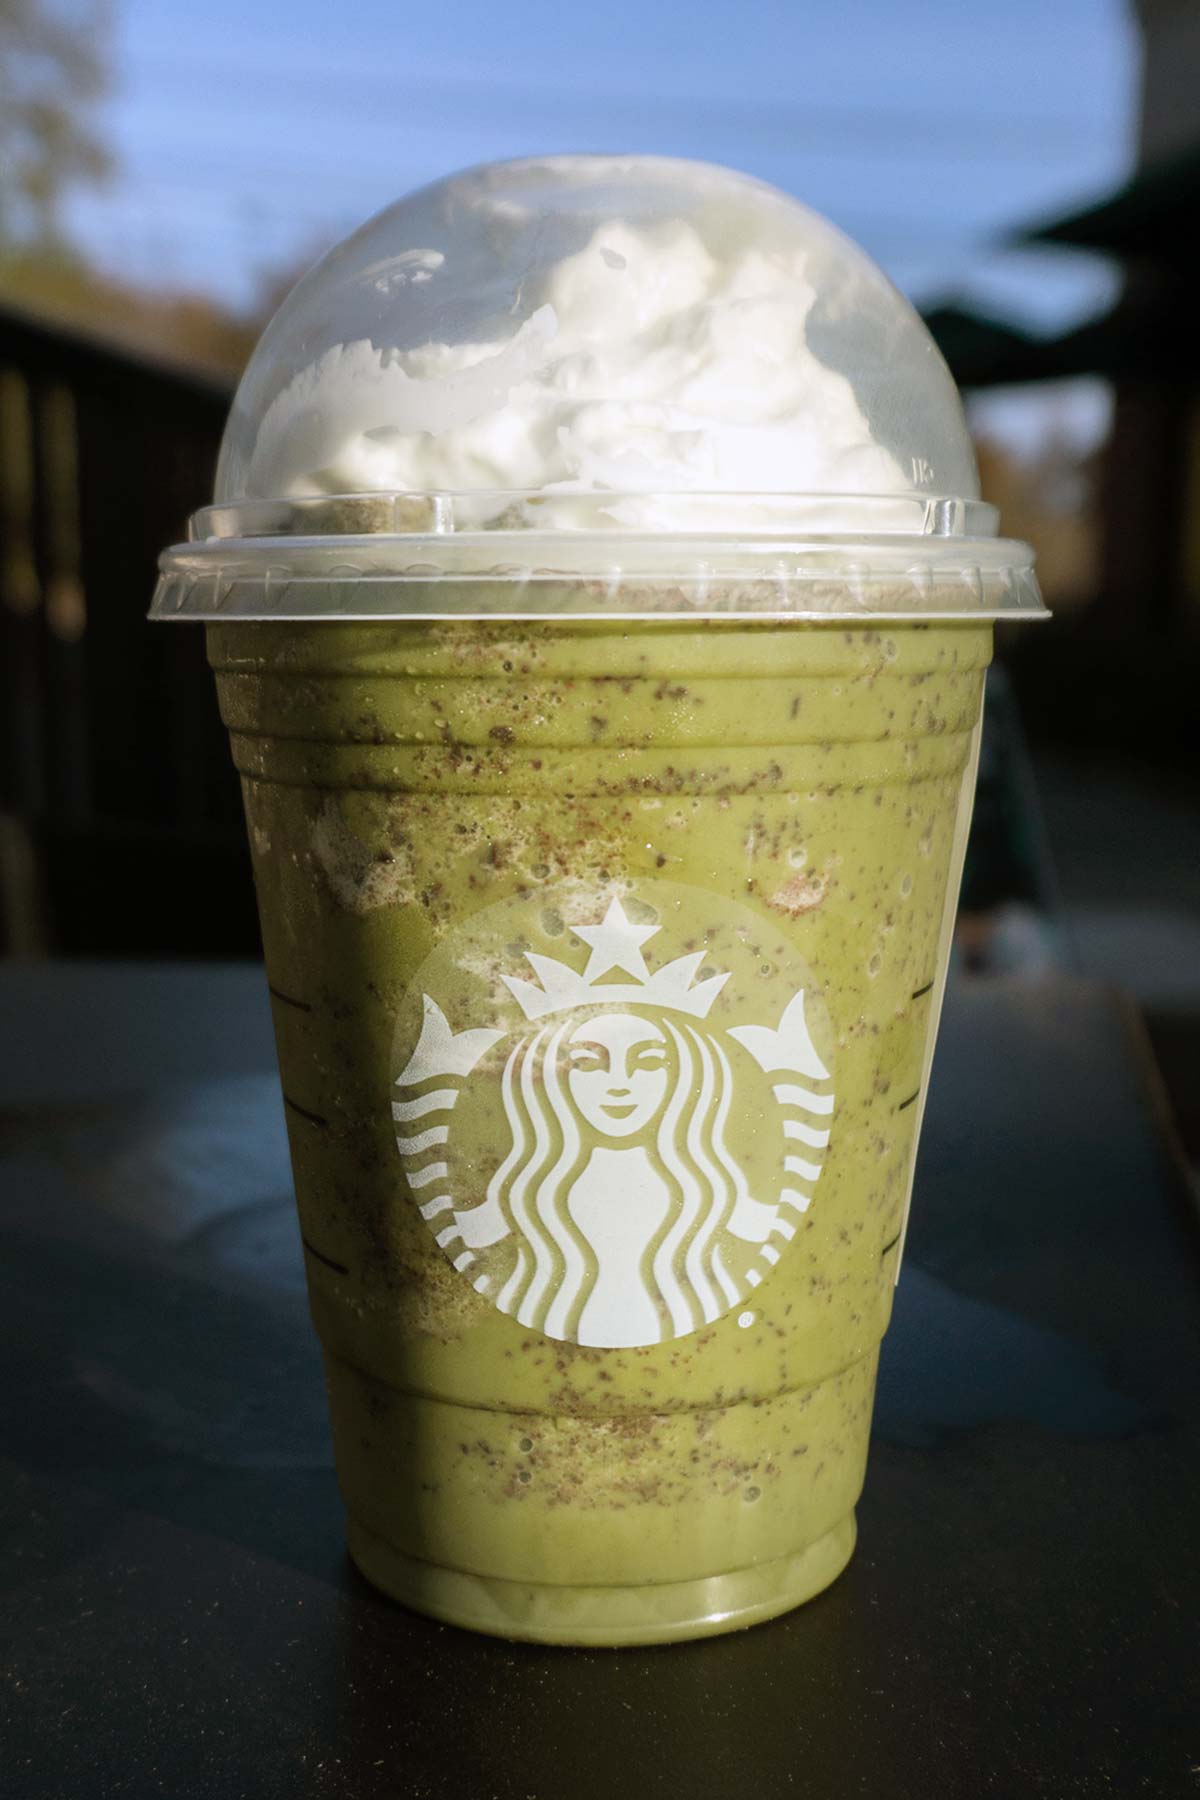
[484,1008,753,1342]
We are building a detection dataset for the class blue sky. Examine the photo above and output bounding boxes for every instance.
[68,0,1138,337]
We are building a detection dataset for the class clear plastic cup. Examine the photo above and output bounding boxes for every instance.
[151,156,1044,1644]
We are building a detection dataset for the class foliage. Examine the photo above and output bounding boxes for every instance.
[0,0,112,247]
[0,4,263,378]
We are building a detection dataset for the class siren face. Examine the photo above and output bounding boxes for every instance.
[566,1016,670,1139]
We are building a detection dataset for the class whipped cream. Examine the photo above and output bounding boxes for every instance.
[244,209,910,528]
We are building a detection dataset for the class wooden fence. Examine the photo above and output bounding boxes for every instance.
[0,303,257,954]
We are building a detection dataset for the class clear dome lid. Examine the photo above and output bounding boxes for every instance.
[213,154,982,533]
[152,156,1046,621]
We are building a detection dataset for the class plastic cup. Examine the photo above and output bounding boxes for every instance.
[151,158,1044,1643]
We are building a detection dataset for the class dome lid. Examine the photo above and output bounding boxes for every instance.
[216,154,982,529]
[152,156,1045,621]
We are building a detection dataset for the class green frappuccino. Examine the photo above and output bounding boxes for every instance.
[153,157,1043,1642]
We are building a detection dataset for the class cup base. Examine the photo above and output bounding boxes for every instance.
[346,1510,856,1646]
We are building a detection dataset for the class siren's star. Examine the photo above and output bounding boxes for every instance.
[571,897,659,984]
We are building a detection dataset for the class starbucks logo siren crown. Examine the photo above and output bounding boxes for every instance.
[392,893,836,1347]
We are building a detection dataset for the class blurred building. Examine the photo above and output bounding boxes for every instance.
[1021,160,1199,644]
[1136,0,1200,163]
[925,0,1200,763]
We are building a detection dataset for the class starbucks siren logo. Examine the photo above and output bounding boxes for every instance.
[392,892,836,1347]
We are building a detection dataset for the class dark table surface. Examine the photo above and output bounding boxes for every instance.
[1,963,1198,1800]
